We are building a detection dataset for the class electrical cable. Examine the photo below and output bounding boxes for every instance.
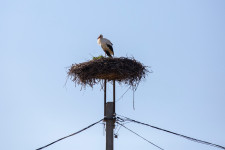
[115,121,132,136]
[132,87,135,110]
[117,122,164,150]
[36,119,103,150]
[117,115,225,150]
[116,86,131,102]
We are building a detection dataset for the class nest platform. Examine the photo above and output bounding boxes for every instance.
[68,57,148,88]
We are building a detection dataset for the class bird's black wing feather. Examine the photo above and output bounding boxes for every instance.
[106,44,114,54]
[105,50,112,57]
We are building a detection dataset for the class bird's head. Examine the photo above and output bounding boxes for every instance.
[97,34,103,39]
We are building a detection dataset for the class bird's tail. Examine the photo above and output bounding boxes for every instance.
[105,51,112,57]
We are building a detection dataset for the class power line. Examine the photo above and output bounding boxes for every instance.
[115,121,132,136]
[36,119,103,150]
[117,122,164,150]
[116,86,130,102]
[117,115,225,150]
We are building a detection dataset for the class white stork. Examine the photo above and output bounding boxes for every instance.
[97,34,114,57]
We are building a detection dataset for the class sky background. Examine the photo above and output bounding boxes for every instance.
[0,0,225,150]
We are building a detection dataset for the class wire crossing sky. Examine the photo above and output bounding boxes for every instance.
[117,115,225,150]
[117,122,165,150]
[37,115,225,150]
[36,119,103,150]
[0,0,225,150]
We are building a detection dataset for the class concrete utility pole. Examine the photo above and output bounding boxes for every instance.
[105,102,114,150]
[104,80,116,150]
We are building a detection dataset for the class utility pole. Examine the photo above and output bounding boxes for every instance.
[105,102,114,150]
[104,80,116,150]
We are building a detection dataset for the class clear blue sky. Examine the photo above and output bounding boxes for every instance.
[0,0,225,150]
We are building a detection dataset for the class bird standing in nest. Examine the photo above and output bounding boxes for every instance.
[97,34,114,57]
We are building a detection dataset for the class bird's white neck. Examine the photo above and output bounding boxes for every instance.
[97,38,102,45]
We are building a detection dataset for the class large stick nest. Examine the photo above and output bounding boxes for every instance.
[68,57,149,89]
